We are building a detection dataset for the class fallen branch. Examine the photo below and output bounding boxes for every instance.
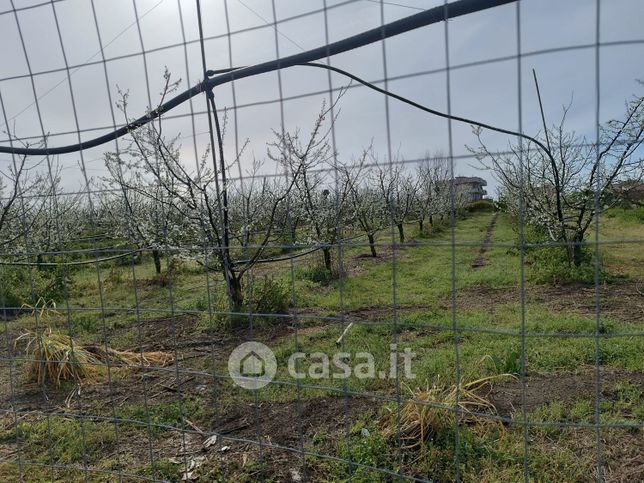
[184,418,205,436]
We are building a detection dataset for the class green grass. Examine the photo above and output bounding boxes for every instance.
[3,207,642,481]
[0,416,117,466]
[600,208,644,279]
[312,414,600,482]
[290,212,519,311]
[116,397,209,435]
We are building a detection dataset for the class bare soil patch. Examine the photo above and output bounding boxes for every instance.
[346,245,410,277]
[185,394,376,481]
[471,212,499,268]
[531,281,644,324]
[488,366,644,418]
[445,281,644,324]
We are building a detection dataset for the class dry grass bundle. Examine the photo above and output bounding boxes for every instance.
[16,329,174,386]
[20,297,60,319]
[383,374,515,451]
[16,328,100,386]
[84,345,174,367]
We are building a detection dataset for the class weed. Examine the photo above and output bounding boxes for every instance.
[138,458,182,481]
[105,265,126,287]
[118,399,204,434]
[334,423,394,482]
[527,244,598,284]
[607,205,644,223]
[20,297,60,320]
[485,349,521,376]
[72,315,98,333]
[194,295,211,312]
[295,264,336,286]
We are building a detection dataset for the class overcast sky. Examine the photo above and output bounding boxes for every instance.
[0,0,643,197]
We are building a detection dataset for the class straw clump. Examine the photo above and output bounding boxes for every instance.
[16,328,174,386]
[383,374,515,451]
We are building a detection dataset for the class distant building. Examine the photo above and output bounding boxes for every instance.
[453,176,488,202]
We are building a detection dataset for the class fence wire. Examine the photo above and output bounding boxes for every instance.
[0,0,643,481]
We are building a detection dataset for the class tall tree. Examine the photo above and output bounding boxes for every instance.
[414,154,451,232]
[270,101,348,273]
[105,73,301,312]
[471,86,644,266]
[340,148,385,257]
[374,160,418,244]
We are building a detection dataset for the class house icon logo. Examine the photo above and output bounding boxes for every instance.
[228,341,277,390]
[241,351,265,377]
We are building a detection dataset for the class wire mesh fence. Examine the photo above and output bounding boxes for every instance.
[0,0,643,481]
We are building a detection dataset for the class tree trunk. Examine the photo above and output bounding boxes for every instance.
[397,223,405,244]
[322,247,332,272]
[429,214,433,226]
[418,219,424,232]
[368,233,377,257]
[152,249,162,275]
[572,232,585,267]
[228,273,244,313]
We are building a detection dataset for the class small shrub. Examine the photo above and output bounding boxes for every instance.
[467,199,496,212]
[0,265,72,310]
[0,267,31,310]
[527,245,597,284]
[40,263,74,302]
[416,219,448,239]
[194,295,211,312]
[223,276,290,328]
[519,225,602,284]
[248,276,290,316]
[428,220,448,236]
[295,264,335,286]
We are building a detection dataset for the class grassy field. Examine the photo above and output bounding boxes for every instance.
[1,208,642,481]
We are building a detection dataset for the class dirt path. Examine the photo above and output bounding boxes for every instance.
[471,212,499,268]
